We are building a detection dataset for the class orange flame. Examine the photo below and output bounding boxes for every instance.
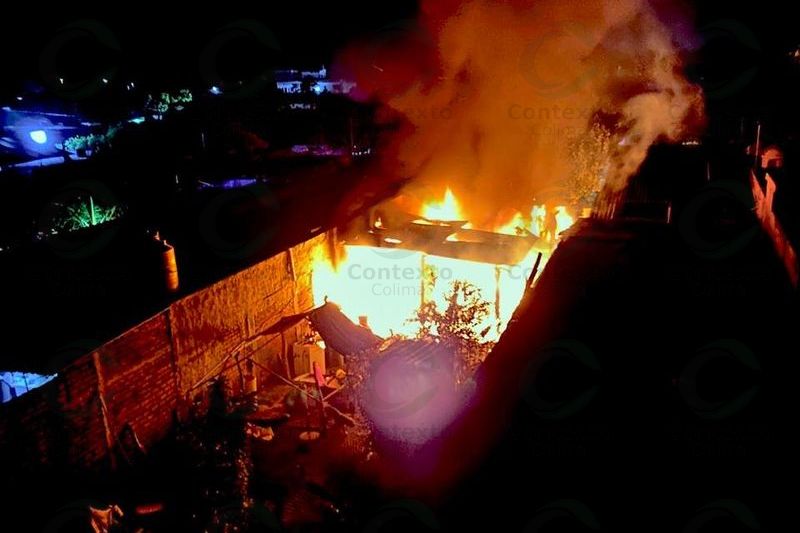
[311,189,576,342]
[311,244,539,341]
[421,188,464,221]
[496,212,527,236]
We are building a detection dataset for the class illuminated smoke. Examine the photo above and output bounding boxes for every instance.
[336,0,704,223]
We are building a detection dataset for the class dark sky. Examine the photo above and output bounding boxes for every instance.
[0,2,420,96]
[1,1,798,99]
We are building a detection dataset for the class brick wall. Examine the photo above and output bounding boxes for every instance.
[0,355,107,471]
[0,231,329,471]
[98,313,177,451]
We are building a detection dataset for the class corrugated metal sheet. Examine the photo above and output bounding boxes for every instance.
[308,303,383,356]
[378,339,455,370]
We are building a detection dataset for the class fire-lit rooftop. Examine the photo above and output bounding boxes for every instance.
[2,1,800,530]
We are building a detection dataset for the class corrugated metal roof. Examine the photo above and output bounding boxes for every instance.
[308,302,383,356]
[378,339,456,369]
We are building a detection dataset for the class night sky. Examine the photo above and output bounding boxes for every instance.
[1,1,799,112]
[0,3,418,98]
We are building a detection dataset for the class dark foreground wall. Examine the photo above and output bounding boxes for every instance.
[0,232,326,471]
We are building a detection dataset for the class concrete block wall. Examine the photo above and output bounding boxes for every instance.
[0,232,329,471]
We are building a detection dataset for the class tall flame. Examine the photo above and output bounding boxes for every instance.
[421,188,464,221]
[496,212,527,236]
[494,204,576,242]
[311,245,539,341]
[312,189,575,341]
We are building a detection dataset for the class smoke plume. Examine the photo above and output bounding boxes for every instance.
[336,0,704,226]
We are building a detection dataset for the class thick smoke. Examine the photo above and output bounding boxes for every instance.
[336,0,704,226]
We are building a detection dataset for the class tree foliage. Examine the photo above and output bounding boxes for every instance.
[63,124,120,154]
[56,198,121,231]
[146,89,194,117]
[565,120,611,208]
[408,280,493,379]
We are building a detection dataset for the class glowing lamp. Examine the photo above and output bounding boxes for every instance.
[29,130,48,145]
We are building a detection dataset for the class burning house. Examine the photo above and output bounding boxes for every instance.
[0,0,731,529]
[311,187,576,341]
[0,176,576,477]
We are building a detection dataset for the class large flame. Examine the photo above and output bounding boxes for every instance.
[312,246,538,341]
[336,0,704,224]
[421,188,464,221]
[312,189,575,341]
[496,205,576,241]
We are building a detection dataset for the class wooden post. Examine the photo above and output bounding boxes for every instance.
[526,252,543,289]
[281,331,292,379]
[420,253,427,310]
[313,361,327,435]
[494,265,501,334]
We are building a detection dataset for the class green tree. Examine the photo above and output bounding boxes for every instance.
[409,280,493,380]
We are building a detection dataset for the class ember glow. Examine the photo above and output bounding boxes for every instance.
[312,189,575,341]
[420,188,464,221]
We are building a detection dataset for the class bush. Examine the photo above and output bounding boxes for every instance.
[408,280,494,381]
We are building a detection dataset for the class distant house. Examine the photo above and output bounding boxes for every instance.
[1,103,87,166]
[274,66,357,96]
